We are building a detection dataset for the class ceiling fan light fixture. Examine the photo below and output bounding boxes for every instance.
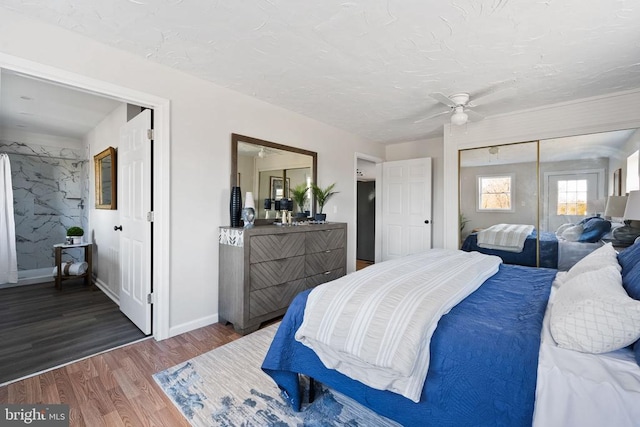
[451,107,468,126]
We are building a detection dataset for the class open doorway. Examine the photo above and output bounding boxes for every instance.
[0,66,158,384]
[356,157,379,270]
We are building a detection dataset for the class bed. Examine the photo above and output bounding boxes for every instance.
[262,244,640,427]
[462,219,617,270]
[461,228,559,268]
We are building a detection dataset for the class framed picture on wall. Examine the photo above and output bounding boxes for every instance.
[270,176,290,200]
[614,168,622,196]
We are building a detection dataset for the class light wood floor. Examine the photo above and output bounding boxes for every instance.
[0,321,243,426]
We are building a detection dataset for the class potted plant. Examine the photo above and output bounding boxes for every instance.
[291,183,309,219]
[66,226,84,245]
[459,213,470,233]
[311,183,338,221]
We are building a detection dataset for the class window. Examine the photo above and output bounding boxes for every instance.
[557,179,587,215]
[477,175,514,211]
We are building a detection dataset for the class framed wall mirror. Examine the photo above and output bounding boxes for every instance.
[94,146,117,210]
[231,134,317,224]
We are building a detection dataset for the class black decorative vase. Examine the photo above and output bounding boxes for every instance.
[230,186,242,227]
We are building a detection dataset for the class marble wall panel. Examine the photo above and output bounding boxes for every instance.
[2,141,88,270]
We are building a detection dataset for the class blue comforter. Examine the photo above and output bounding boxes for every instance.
[462,230,558,269]
[262,264,555,427]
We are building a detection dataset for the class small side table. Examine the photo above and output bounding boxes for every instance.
[53,243,93,290]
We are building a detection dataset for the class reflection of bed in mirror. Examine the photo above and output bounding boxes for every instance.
[462,228,559,268]
[462,218,617,270]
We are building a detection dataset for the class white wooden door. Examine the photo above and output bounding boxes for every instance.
[381,158,432,261]
[118,109,152,334]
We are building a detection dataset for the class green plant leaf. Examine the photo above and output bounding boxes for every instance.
[311,183,338,214]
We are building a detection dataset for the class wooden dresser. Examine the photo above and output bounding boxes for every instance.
[219,222,347,334]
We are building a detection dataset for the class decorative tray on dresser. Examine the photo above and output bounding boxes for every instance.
[218,222,347,334]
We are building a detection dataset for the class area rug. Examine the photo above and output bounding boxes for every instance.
[153,323,400,426]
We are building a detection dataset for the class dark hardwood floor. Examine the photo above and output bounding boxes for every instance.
[0,278,147,385]
[0,321,242,426]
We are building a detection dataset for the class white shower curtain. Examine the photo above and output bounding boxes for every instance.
[0,154,18,284]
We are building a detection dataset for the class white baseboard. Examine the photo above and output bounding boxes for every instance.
[94,277,119,305]
[169,313,219,338]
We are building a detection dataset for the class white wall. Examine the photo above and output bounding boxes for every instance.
[0,9,385,336]
[610,129,640,194]
[443,89,640,249]
[83,103,127,302]
[385,136,445,248]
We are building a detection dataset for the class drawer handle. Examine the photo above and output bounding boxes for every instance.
[324,250,332,253]
[324,271,331,275]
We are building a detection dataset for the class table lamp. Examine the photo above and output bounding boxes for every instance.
[587,198,605,217]
[244,192,256,210]
[604,195,627,220]
[613,191,640,244]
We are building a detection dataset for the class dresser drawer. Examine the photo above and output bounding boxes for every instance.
[250,256,305,291]
[250,233,305,263]
[307,268,345,288]
[306,248,345,276]
[249,278,307,318]
[305,229,345,254]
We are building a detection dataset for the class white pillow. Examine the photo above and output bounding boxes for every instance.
[556,223,573,236]
[558,224,583,241]
[550,265,640,353]
[563,242,620,282]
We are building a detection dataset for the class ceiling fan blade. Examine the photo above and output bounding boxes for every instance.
[414,109,450,124]
[466,108,485,122]
[468,80,516,107]
[429,92,455,108]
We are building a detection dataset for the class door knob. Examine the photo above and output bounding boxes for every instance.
[114,225,123,231]
[424,220,430,224]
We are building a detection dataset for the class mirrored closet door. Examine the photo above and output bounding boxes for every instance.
[459,128,640,270]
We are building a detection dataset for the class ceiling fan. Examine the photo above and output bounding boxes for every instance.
[425,93,484,126]
[415,81,516,126]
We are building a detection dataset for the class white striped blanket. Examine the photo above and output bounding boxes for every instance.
[476,223,535,253]
[294,249,502,402]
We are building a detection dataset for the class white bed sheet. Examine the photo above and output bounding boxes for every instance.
[533,283,640,427]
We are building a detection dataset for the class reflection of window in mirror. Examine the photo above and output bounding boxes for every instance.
[627,150,639,192]
[94,146,117,210]
[477,174,514,211]
[556,179,587,215]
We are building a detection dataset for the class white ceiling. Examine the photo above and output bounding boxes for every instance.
[0,70,121,140]
[1,1,639,144]
[460,129,638,167]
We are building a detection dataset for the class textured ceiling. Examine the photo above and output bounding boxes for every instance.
[0,71,121,140]
[460,129,637,166]
[1,0,639,144]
